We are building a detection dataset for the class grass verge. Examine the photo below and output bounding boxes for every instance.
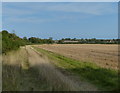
[33,46,119,91]
[2,47,52,91]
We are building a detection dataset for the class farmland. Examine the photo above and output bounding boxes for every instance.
[2,2,119,92]
[33,44,118,91]
[2,44,118,91]
[3,46,98,91]
[37,44,118,70]
[2,31,118,91]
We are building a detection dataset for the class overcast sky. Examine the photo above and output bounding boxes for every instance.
[2,2,118,39]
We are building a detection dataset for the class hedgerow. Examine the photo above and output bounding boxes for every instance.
[1,30,26,53]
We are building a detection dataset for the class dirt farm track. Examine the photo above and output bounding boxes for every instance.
[37,44,118,70]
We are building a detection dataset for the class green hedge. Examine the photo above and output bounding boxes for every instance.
[1,30,26,53]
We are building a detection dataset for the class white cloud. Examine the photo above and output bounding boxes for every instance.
[41,3,117,15]
[3,7,34,16]
[3,3,117,16]
[2,2,117,24]
[4,17,56,23]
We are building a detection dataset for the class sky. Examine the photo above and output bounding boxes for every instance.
[2,2,118,40]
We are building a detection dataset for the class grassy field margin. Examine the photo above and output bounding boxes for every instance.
[33,46,118,91]
[2,47,52,91]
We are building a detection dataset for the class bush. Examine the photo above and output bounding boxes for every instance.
[1,30,26,53]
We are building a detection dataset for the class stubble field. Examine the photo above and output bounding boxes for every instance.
[37,44,118,70]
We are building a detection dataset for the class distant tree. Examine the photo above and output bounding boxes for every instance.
[73,38,76,41]
[23,37,27,41]
[49,37,53,40]
[65,38,71,40]
[58,40,63,44]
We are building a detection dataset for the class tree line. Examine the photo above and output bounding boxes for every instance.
[1,30,119,53]
[57,38,119,44]
[26,37,54,44]
[1,30,54,53]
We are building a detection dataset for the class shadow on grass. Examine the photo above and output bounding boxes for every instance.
[3,63,81,91]
[2,64,52,91]
[3,59,119,91]
[3,64,22,91]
